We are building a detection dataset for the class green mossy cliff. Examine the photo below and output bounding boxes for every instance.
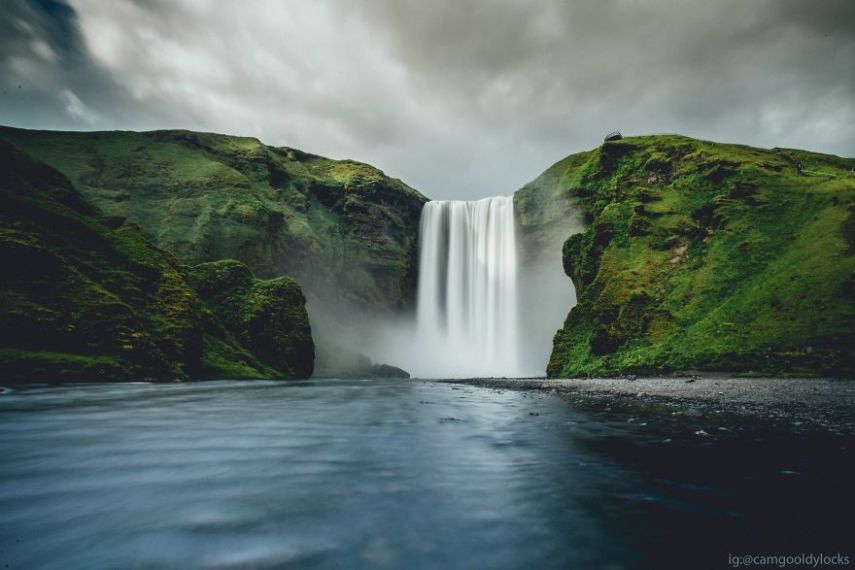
[187,260,314,380]
[0,127,427,322]
[0,141,313,382]
[542,135,855,378]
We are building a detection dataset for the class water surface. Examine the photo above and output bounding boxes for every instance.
[0,379,852,569]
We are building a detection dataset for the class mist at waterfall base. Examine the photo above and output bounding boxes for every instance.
[369,196,581,379]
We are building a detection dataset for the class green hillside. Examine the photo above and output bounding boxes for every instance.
[0,140,313,382]
[5,125,852,380]
[535,135,855,377]
[0,127,427,323]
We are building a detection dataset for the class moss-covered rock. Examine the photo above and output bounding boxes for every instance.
[0,127,427,322]
[537,135,855,378]
[187,260,314,379]
[0,141,314,383]
[0,140,202,382]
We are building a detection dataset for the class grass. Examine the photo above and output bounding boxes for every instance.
[0,126,427,318]
[0,139,202,381]
[0,140,315,382]
[543,134,855,377]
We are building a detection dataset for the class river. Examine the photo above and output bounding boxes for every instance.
[0,379,852,569]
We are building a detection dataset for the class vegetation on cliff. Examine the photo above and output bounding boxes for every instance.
[0,141,314,382]
[541,135,855,377]
[187,260,314,379]
[6,123,851,380]
[0,127,427,321]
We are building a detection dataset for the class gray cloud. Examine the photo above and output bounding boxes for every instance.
[1,0,853,199]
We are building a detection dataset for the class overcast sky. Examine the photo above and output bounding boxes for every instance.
[2,0,854,199]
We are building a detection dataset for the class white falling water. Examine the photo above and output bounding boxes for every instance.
[415,196,521,378]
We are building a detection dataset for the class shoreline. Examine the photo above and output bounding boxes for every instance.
[442,376,855,434]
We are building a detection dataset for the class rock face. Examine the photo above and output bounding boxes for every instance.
[187,260,314,379]
[312,342,411,378]
[0,127,427,372]
[541,135,855,378]
[0,127,426,312]
[371,364,411,378]
[0,140,202,382]
[0,140,314,382]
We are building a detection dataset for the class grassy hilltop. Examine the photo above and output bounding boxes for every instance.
[523,135,855,377]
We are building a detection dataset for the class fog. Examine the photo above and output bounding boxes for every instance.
[516,212,585,375]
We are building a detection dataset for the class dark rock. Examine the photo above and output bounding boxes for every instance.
[312,341,409,378]
[371,364,410,378]
[629,208,651,236]
[637,190,662,203]
[187,260,314,379]
[593,220,614,247]
[704,160,739,184]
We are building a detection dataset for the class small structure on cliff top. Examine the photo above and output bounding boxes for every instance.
[604,131,623,142]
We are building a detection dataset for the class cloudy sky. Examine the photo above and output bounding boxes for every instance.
[2,0,854,199]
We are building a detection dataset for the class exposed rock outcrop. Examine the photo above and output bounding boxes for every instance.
[187,260,314,379]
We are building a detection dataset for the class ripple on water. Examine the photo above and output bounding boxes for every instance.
[1,379,852,569]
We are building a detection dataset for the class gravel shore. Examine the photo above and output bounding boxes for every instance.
[443,376,855,433]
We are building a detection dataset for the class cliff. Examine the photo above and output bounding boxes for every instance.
[0,127,427,325]
[538,135,855,377]
[187,260,314,379]
[0,126,426,374]
[0,141,313,382]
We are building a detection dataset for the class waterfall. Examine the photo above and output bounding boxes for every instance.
[415,196,521,378]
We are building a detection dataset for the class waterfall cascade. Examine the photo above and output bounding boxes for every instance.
[415,196,521,378]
